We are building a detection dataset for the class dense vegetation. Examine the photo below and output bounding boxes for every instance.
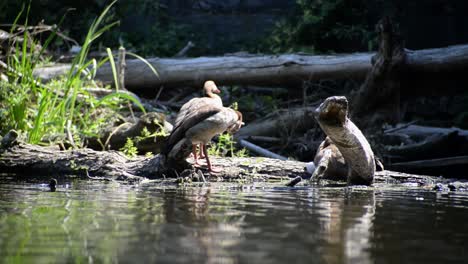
[0,0,380,56]
[0,2,145,146]
[0,0,191,57]
[2,0,468,55]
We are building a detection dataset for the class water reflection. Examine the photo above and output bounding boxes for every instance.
[317,188,375,264]
[1,176,468,264]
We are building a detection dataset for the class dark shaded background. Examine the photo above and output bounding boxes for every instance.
[2,0,468,56]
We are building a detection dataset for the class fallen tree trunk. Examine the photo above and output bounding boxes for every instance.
[382,124,468,176]
[33,44,468,90]
[383,124,468,160]
[1,140,465,189]
[0,139,305,181]
[388,156,468,177]
[385,124,468,139]
[385,131,468,161]
[390,156,468,170]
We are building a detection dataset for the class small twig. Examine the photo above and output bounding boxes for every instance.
[197,169,206,183]
[117,47,126,90]
[285,176,302,187]
[241,136,281,143]
[117,47,137,122]
[302,81,308,108]
[167,88,198,105]
[103,122,130,150]
[66,119,77,149]
[86,170,113,182]
[311,149,331,182]
[0,60,45,89]
[174,41,195,58]
[384,120,419,134]
[154,86,165,103]
[0,23,79,46]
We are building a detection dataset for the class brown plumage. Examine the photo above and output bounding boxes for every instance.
[164,103,243,172]
[174,80,223,163]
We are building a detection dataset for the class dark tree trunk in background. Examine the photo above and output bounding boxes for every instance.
[351,17,406,128]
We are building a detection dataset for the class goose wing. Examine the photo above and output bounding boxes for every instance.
[164,104,222,154]
[175,97,223,127]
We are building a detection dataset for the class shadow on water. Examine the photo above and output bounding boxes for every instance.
[1,174,468,263]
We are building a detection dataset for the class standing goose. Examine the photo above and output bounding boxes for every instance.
[164,104,243,173]
[174,80,223,164]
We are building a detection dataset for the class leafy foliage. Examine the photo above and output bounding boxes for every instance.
[0,2,145,146]
[120,138,138,158]
[265,0,377,53]
[0,0,190,57]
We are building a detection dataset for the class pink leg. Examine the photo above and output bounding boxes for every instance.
[199,144,205,159]
[192,145,198,163]
[203,144,221,173]
[193,145,205,166]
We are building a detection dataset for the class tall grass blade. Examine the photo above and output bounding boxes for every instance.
[127,52,159,78]
[97,92,146,113]
[106,47,119,90]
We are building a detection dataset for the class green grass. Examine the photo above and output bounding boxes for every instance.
[208,133,248,158]
[0,1,148,147]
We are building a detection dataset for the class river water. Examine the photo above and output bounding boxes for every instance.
[1,174,467,264]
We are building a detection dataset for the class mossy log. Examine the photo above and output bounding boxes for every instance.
[1,138,466,190]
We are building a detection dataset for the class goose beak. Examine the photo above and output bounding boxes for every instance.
[313,104,321,119]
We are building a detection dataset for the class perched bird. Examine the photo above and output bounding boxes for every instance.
[164,103,243,173]
[49,178,57,192]
[174,80,223,164]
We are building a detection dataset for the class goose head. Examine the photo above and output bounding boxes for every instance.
[203,80,221,98]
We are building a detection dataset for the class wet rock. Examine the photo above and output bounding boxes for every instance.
[448,181,468,192]
[433,183,450,192]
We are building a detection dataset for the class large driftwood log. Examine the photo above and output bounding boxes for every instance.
[0,139,305,181]
[1,140,464,189]
[313,96,375,185]
[33,44,468,90]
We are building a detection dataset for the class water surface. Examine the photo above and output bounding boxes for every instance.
[1,175,468,264]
